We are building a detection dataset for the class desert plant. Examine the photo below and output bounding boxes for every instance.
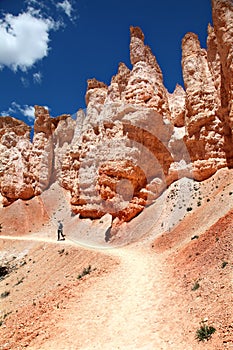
[1,291,10,298]
[186,207,193,212]
[191,235,199,240]
[0,266,9,280]
[191,281,200,291]
[196,322,216,341]
[78,265,92,279]
[221,261,228,268]
[0,311,12,326]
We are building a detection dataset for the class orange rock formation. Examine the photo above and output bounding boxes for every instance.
[1,0,233,223]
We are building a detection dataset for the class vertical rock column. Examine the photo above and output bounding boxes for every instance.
[0,117,35,205]
[31,106,76,194]
[182,32,226,180]
[30,106,55,195]
[122,26,171,117]
[106,62,131,103]
[211,0,233,166]
[85,78,108,119]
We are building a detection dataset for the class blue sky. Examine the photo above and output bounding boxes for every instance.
[0,0,212,125]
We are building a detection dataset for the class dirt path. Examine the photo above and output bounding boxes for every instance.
[0,234,194,349]
[1,233,167,348]
[0,234,84,246]
[28,245,164,349]
[23,239,195,350]
[0,235,59,243]
[0,234,222,349]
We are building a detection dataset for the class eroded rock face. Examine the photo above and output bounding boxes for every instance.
[0,107,75,205]
[61,104,177,221]
[0,117,34,205]
[107,63,131,103]
[167,85,186,127]
[123,27,171,116]
[1,1,233,224]
[211,0,233,167]
[180,0,233,179]
[85,78,108,118]
[182,32,226,180]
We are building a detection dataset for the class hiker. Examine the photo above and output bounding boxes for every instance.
[57,221,65,241]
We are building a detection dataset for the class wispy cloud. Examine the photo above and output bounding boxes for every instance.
[25,0,41,5]
[1,102,35,122]
[33,71,42,84]
[57,0,73,19]
[21,76,30,87]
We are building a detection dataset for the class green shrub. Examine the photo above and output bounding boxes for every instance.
[58,249,65,255]
[1,291,10,298]
[0,266,9,280]
[191,235,199,240]
[78,265,92,279]
[221,261,228,268]
[191,281,200,291]
[0,311,12,326]
[196,322,216,341]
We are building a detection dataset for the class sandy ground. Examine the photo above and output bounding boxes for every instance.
[0,168,233,349]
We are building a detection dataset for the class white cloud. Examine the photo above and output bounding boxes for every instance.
[21,76,30,87]
[0,9,58,72]
[1,102,51,122]
[1,102,35,122]
[57,0,73,19]
[22,106,36,121]
[25,0,40,5]
[33,71,42,84]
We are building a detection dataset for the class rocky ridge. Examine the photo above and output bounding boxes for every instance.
[1,0,233,223]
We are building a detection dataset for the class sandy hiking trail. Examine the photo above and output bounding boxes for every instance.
[0,234,172,349]
[0,235,74,245]
[12,236,194,350]
[1,234,166,348]
[30,245,170,350]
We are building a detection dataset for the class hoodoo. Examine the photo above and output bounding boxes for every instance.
[1,0,233,223]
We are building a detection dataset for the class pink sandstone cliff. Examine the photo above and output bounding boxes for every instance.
[0,0,233,223]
